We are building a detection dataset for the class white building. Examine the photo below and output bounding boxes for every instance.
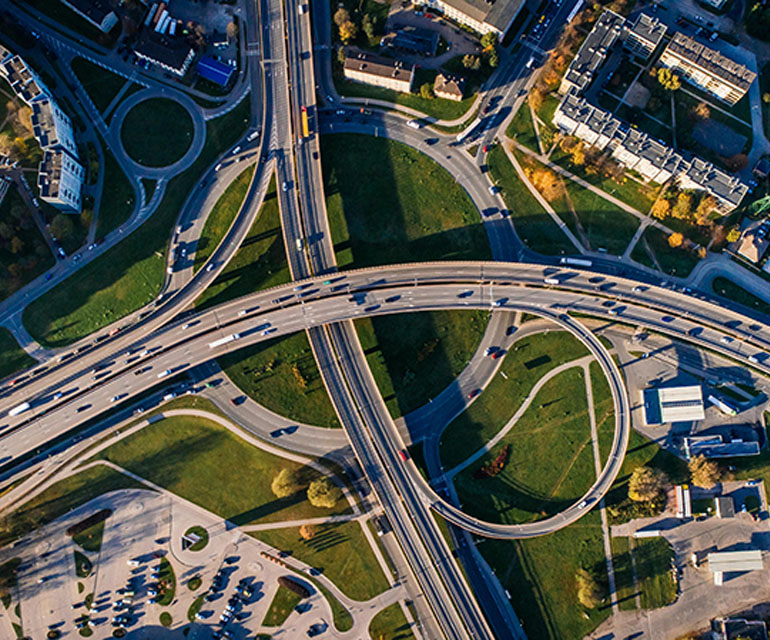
[31,98,78,158]
[421,0,527,40]
[38,149,85,212]
[343,50,415,93]
[642,385,705,425]
[708,550,763,586]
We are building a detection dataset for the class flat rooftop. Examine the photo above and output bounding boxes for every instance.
[708,550,763,573]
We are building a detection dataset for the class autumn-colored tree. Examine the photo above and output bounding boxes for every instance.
[480,32,497,50]
[299,524,317,540]
[226,20,238,41]
[10,236,23,255]
[695,195,716,224]
[650,198,670,220]
[570,142,586,166]
[337,46,347,65]
[529,167,562,201]
[689,455,721,489]
[764,92,770,104]
[307,476,341,508]
[488,50,499,68]
[726,227,741,243]
[672,192,693,220]
[333,7,350,26]
[339,20,358,43]
[668,232,684,248]
[271,468,301,498]
[689,101,710,121]
[628,466,667,502]
[657,67,681,91]
[576,568,603,608]
[527,88,544,113]
[419,83,434,100]
[362,14,375,41]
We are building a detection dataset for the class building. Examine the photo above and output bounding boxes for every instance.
[713,617,768,640]
[752,157,770,180]
[559,10,625,95]
[134,32,195,77]
[715,496,735,518]
[38,149,85,212]
[30,98,78,158]
[675,484,692,519]
[734,219,769,263]
[701,0,729,10]
[707,550,763,586]
[383,26,439,57]
[59,0,119,33]
[659,32,756,106]
[343,50,414,93]
[624,13,666,61]
[421,0,526,40]
[0,56,50,106]
[685,435,760,458]
[197,56,234,87]
[642,385,705,425]
[434,72,465,101]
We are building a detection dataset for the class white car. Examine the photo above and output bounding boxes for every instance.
[207,263,215,272]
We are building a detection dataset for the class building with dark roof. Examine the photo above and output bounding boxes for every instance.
[38,149,85,212]
[31,98,78,158]
[422,0,526,40]
[383,26,439,57]
[660,32,756,105]
[434,72,465,101]
[0,56,50,106]
[134,32,195,76]
[624,12,665,61]
[197,56,234,86]
[343,50,414,93]
[59,0,119,33]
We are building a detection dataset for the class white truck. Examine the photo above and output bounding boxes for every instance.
[9,402,30,417]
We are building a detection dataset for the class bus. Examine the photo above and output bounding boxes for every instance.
[301,106,310,138]
[560,257,593,267]
[9,402,30,417]
[455,117,481,144]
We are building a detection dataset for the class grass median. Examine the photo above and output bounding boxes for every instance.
[90,413,351,524]
[71,57,128,113]
[323,134,490,269]
[0,329,36,379]
[218,331,340,428]
[251,521,389,601]
[24,98,251,347]
[193,164,255,272]
[712,276,770,317]
[440,329,589,470]
[121,98,194,168]
[262,586,301,627]
[355,310,489,419]
[369,603,415,640]
[95,140,136,239]
[195,174,290,311]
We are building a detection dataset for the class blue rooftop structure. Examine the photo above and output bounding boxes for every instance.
[197,56,233,86]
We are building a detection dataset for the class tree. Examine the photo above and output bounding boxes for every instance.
[299,524,317,540]
[726,226,741,243]
[576,568,603,609]
[226,20,238,41]
[480,32,497,50]
[50,214,74,241]
[668,232,684,248]
[333,7,350,26]
[689,101,710,121]
[339,20,358,44]
[695,195,716,223]
[271,468,301,498]
[628,465,667,502]
[650,198,671,220]
[528,167,562,201]
[307,476,341,508]
[672,192,694,220]
[488,50,499,68]
[419,83,434,100]
[362,13,375,40]
[689,455,721,489]
[764,92,770,104]
[657,67,681,91]
[337,46,347,65]
[570,142,586,167]
[462,54,480,71]
[10,236,23,255]
[528,88,544,113]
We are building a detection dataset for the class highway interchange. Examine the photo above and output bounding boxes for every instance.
[3,0,770,638]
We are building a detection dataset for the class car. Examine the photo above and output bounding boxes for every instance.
[467,389,480,399]
[207,263,215,272]
[484,346,496,356]
[746,480,758,487]
[282,181,288,192]
[110,395,121,403]
[76,405,90,413]
[53,391,63,400]
[326,95,334,103]
[126,559,140,567]
[491,350,504,359]
[488,185,498,195]
[335,109,345,115]
[721,336,734,344]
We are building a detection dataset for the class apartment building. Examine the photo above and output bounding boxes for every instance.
[624,12,666,61]
[421,0,527,40]
[659,32,755,105]
[38,149,85,212]
[59,0,119,33]
[0,55,50,106]
[343,50,415,93]
[31,98,79,159]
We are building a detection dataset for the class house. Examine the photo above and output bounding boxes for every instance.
[343,50,414,93]
[0,55,50,106]
[197,56,234,87]
[59,0,119,33]
[420,0,527,41]
[735,218,770,263]
[134,32,195,76]
[434,72,465,101]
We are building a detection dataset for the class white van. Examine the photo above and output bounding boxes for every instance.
[407,120,421,130]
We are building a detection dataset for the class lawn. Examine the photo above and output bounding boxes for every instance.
[0,558,20,609]
[632,226,700,278]
[120,98,194,168]
[0,466,144,548]
[71,58,127,113]
[0,328,35,379]
[712,276,770,318]
[555,178,640,255]
[354,310,489,419]
[0,185,55,302]
[95,140,136,239]
[369,603,415,640]
[610,536,638,611]
[322,134,490,269]
[440,330,590,470]
[506,105,539,151]
[251,521,389,601]
[193,164,255,272]
[634,537,677,609]
[453,368,595,524]
[218,331,340,428]
[23,98,251,347]
[195,175,290,310]
[479,509,610,640]
[156,557,176,606]
[91,414,351,524]
[72,520,104,553]
[18,0,119,46]
[487,146,575,255]
[591,361,615,467]
[262,586,301,626]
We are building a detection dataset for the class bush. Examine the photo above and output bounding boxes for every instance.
[307,477,341,509]
[272,468,302,498]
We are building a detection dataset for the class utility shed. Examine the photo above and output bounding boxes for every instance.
[642,385,705,425]
[708,550,763,585]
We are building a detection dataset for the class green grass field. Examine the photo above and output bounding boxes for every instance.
[120,98,194,168]
[195,175,290,310]
[24,99,251,347]
[91,414,350,524]
[355,310,489,419]
[0,329,35,380]
[262,586,302,626]
[251,521,389,601]
[479,508,610,640]
[632,226,701,278]
[713,276,770,317]
[592,361,616,467]
[193,164,255,272]
[369,603,415,640]
[487,146,575,255]
[71,58,127,113]
[634,537,677,609]
[610,536,637,611]
[453,368,595,524]
[0,466,144,548]
[21,0,119,45]
[218,332,340,428]
[506,106,539,151]
[323,134,490,268]
[72,520,104,553]
[440,330,589,469]
[94,141,136,239]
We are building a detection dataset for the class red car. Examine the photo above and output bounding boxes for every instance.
[467,389,480,399]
